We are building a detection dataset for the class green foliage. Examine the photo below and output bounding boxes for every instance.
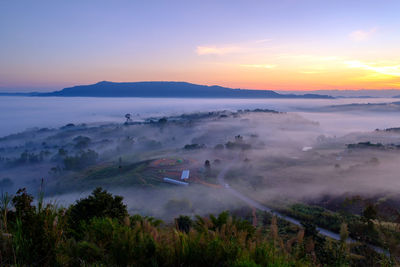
[0,188,395,266]
[67,187,128,235]
[288,203,343,233]
[184,143,206,150]
[3,188,67,266]
[176,215,192,233]
[347,141,384,149]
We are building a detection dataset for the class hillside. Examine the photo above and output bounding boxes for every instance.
[40,81,333,98]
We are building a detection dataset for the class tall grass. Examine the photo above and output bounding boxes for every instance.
[0,188,396,266]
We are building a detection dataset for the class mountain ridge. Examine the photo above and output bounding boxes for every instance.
[36,81,333,99]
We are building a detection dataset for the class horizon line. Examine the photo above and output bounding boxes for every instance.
[1,80,400,93]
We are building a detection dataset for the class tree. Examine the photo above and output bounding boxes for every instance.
[68,187,128,231]
[12,188,34,220]
[9,188,66,266]
[73,136,91,149]
[175,215,192,233]
[158,117,167,124]
[204,160,210,168]
[362,203,378,241]
[124,113,132,124]
[118,157,122,169]
[301,220,319,240]
[235,135,243,142]
[363,204,377,222]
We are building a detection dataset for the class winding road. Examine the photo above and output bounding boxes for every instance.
[217,159,389,256]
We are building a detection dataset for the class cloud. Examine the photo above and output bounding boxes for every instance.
[254,39,272,44]
[349,27,377,42]
[196,39,272,56]
[196,45,242,55]
[277,54,341,61]
[299,71,323,74]
[345,60,400,76]
[240,64,276,69]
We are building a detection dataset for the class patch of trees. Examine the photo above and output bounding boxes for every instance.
[281,201,394,249]
[376,127,400,132]
[10,150,50,165]
[73,136,91,149]
[240,108,279,113]
[63,149,98,170]
[184,143,206,150]
[347,141,400,150]
[224,135,252,150]
[158,117,168,124]
[347,141,383,149]
[286,203,343,233]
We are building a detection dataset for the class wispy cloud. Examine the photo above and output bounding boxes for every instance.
[196,45,242,55]
[348,27,377,42]
[277,54,341,61]
[299,71,323,74]
[240,64,276,69]
[254,39,272,44]
[196,39,272,55]
[345,60,400,76]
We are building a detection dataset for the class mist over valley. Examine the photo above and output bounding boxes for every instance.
[1,97,400,224]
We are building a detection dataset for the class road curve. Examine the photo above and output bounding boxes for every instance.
[217,160,389,256]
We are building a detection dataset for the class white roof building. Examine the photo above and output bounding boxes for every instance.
[163,177,188,186]
[181,170,190,180]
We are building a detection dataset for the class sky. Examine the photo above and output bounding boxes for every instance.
[1,0,400,92]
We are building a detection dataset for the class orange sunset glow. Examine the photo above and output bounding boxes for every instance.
[1,1,400,91]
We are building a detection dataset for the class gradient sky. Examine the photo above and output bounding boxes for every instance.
[1,0,400,92]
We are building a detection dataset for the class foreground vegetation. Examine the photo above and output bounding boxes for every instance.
[0,188,396,266]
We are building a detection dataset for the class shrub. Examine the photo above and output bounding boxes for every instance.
[67,187,128,236]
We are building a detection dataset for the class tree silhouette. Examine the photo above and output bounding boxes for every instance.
[124,113,132,124]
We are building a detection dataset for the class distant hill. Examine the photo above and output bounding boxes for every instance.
[37,81,333,98]
[278,89,400,98]
[308,101,400,112]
